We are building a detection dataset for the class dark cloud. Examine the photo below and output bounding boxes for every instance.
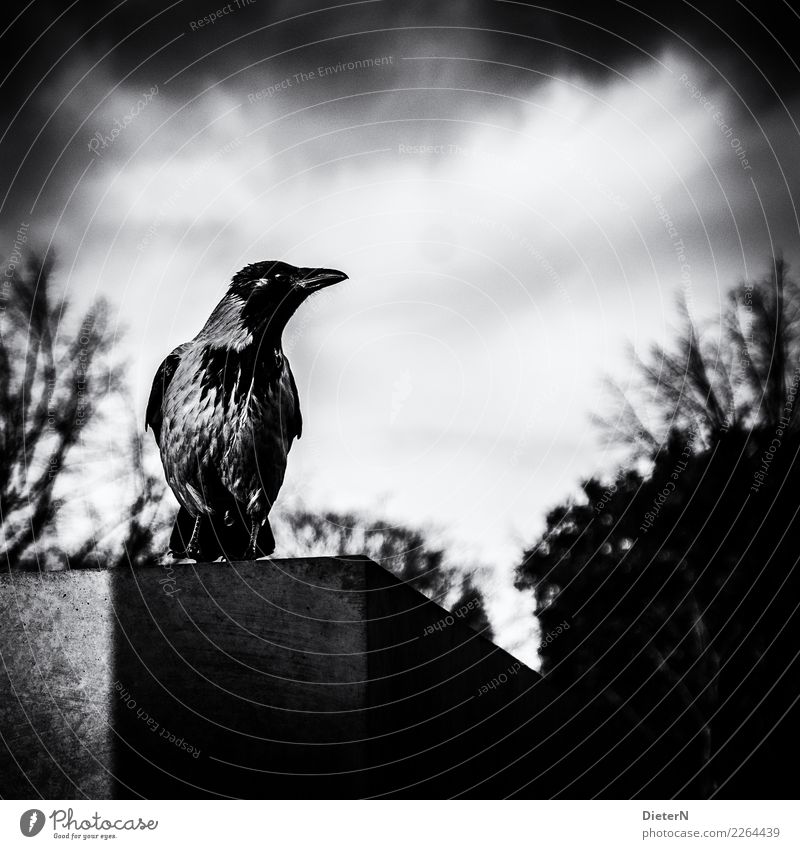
[1,0,797,244]
[1,10,794,163]
[4,1,798,97]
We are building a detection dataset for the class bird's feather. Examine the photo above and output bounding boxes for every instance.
[287,364,303,439]
[145,344,190,444]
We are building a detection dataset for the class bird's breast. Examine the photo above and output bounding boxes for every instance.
[160,343,298,506]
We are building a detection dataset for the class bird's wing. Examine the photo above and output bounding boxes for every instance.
[145,343,190,444]
[287,363,303,440]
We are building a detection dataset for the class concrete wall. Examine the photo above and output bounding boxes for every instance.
[0,569,114,798]
[1,558,568,799]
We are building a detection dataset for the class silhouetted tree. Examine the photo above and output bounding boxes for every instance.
[517,258,800,798]
[68,422,174,570]
[0,255,122,570]
[0,253,173,571]
[275,508,493,638]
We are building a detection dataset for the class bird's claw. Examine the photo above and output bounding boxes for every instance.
[160,549,196,565]
[243,546,275,561]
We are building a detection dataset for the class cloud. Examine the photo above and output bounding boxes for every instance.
[35,46,799,574]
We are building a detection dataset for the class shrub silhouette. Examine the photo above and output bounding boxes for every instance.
[516,258,800,798]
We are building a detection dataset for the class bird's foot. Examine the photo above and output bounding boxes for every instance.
[243,516,275,561]
[243,544,275,561]
[184,543,203,562]
[160,549,196,564]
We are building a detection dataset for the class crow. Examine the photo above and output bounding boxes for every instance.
[145,261,347,561]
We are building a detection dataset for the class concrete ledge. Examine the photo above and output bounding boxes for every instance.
[1,558,566,799]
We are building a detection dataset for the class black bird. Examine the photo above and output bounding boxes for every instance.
[145,261,347,561]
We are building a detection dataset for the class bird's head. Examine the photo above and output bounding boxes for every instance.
[228,260,348,333]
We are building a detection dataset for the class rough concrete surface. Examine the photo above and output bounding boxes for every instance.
[1,557,565,799]
[0,569,114,798]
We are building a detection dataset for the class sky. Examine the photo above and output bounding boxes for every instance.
[2,0,799,662]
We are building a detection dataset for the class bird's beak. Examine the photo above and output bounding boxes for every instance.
[295,267,348,292]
